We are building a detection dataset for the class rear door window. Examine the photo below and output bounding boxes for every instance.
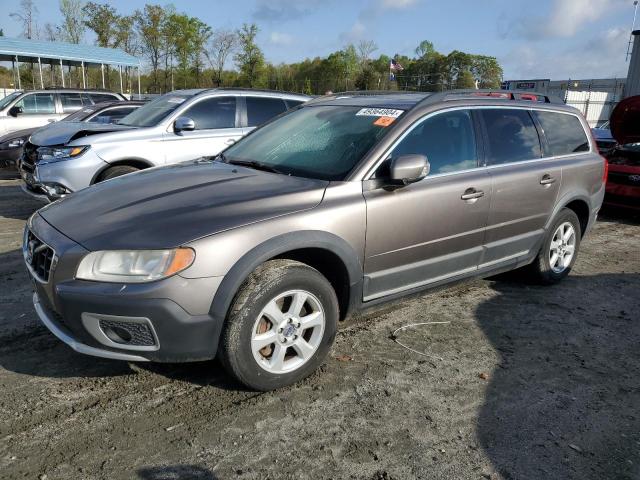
[389,109,478,175]
[533,111,590,156]
[480,109,542,165]
[182,96,236,129]
[59,93,85,113]
[14,93,56,114]
[246,97,288,127]
[89,93,120,104]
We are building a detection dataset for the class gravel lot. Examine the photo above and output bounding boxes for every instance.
[0,177,639,480]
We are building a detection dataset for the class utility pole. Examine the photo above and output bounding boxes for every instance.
[626,1,639,61]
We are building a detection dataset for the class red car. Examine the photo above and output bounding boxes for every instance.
[604,95,640,210]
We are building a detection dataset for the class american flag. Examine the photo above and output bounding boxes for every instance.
[390,59,404,71]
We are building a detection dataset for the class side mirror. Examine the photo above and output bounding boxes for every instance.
[8,106,23,117]
[389,154,430,186]
[174,117,195,133]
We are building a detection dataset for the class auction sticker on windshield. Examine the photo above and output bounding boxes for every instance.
[356,108,404,118]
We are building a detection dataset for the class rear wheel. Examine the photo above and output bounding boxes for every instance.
[527,208,581,285]
[97,165,140,182]
[218,259,338,391]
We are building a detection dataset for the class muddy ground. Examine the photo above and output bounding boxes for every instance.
[0,177,639,480]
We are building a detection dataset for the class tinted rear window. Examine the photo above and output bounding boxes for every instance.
[480,109,541,165]
[246,97,288,126]
[533,111,590,156]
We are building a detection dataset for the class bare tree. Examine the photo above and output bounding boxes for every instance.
[357,40,378,65]
[205,29,237,87]
[43,23,60,42]
[10,0,39,39]
[59,0,85,44]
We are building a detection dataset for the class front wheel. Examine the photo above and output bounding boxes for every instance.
[96,165,140,182]
[218,260,339,391]
[527,208,581,285]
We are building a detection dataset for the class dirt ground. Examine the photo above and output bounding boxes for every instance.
[0,177,639,480]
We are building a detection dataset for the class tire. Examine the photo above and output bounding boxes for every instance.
[527,208,582,285]
[218,259,339,391]
[97,165,140,182]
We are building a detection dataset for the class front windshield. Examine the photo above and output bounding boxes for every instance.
[118,93,191,127]
[222,105,401,181]
[0,92,23,111]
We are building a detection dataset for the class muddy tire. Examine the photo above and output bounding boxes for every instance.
[97,165,140,182]
[218,259,339,391]
[527,208,582,285]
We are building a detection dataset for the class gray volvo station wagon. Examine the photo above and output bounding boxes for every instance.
[24,90,606,390]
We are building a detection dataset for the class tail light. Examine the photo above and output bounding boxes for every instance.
[602,156,609,183]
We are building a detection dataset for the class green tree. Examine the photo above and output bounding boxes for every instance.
[59,0,85,44]
[235,23,265,88]
[82,2,118,47]
[134,4,166,90]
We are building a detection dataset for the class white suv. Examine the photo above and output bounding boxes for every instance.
[20,89,310,200]
[0,89,125,135]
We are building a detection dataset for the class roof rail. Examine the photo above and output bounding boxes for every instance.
[200,87,310,96]
[421,89,564,105]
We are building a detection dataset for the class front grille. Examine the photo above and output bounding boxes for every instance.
[20,141,38,174]
[24,230,56,282]
[98,319,157,347]
[608,172,640,187]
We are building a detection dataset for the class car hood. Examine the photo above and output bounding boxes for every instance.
[610,95,640,146]
[38,160,329,251]
[29,121,135,147]
[0,127,37,143]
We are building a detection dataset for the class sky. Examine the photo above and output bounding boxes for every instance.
[2,0,639,80]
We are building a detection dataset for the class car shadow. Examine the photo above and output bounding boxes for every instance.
[475,273,640,479]
[0,178,44,220]
[137,464,218,480]
[599,205,640,226]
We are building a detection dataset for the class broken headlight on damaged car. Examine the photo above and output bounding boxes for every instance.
[37,145,88,163]
[76,248,195,283]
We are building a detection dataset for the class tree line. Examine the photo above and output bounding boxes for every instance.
[3,0,503,94]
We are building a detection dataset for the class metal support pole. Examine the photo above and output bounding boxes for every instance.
[119,65,123,94]
[60,59,65,87]
[38,57,44,88]
[81,61,86,88]
[137,66,141,98]
[101,64,105,89]
[15,56,21,89]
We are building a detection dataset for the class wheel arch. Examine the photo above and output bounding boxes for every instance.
[209,231,364,329]
[546,193,593,238]
[91,158,154,184]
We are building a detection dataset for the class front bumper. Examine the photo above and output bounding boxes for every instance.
[19,147,109,200]
[25,213,225,363]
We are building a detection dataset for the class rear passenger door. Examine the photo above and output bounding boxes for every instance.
[163,96,243,164]
[243,96,289,134]
[479,107,562,269]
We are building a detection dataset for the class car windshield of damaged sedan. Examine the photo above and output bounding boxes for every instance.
[220,105,401,181]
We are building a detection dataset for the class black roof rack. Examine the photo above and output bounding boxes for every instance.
[423,89,564,105]
[199,87,310,96]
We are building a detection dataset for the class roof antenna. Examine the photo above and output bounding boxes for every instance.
[626,1,639,61]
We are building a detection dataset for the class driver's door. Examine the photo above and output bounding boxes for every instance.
[162,96,244,164]
[10,92,59,132]
[362,109,491,301]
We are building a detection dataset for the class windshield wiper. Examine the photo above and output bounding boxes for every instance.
[226,158,286,175]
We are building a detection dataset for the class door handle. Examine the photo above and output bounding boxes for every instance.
[540,174,556,185]
[461,188,484,201]
[224,139,236,145]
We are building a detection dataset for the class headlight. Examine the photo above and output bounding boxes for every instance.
[0,138,25,149]
[76,248,195,283]
[38,145,88,163]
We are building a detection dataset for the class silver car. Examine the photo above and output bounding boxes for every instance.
[20,89,310,201]
[23,90,606,391]
[0,89,125,136]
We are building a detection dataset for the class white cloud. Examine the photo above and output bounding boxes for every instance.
[268,31,295,46]
[340,0,421,43]
[379,0,419,9]
[501,26,629,79]
[503,0,628,40]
